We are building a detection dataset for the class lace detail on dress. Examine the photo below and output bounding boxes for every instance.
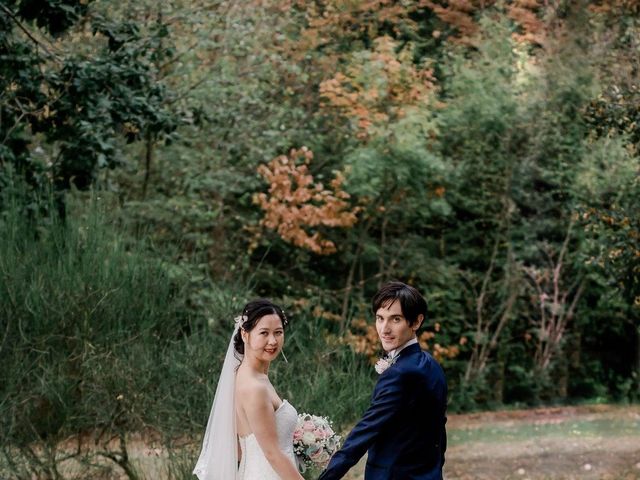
[237,400,298,480]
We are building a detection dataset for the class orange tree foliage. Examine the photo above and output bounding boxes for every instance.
[339,317,461,363]
[421,0,482,42]
[291,296,462,363]
[252,147,360,255]
[319,36,437,140]
[423,0,547,45]
[589,0,640,13]
[421,0,549,45]
[506,0,547,45]
[291,0,416,57]
[289,0,550,54]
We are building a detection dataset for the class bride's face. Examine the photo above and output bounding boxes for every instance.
[242,313,284,362]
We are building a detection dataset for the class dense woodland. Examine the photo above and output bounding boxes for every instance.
[1,0,639,478]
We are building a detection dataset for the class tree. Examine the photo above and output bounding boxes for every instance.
[0,0,182,208]
[252,146,359,255]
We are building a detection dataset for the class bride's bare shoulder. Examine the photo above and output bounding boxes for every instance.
[236,372,269,399]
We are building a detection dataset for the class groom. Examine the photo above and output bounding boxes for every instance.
[318,281,447,480]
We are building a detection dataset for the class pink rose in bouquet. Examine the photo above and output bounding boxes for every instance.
[293,413,341,473]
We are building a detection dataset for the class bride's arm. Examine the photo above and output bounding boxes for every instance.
[242,384,304,480]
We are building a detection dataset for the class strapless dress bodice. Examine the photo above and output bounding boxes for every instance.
[237,400,298,480]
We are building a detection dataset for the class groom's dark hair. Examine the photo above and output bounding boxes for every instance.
[372,281,428,327]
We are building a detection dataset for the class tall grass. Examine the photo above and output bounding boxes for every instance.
[0,186,231,478]
[0,185,376,478]
[1,192,183,421]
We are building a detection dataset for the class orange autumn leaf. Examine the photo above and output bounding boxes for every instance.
[319,36,436,140]
[253,147,360,255]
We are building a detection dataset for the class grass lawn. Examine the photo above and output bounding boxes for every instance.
[344,404,640,480]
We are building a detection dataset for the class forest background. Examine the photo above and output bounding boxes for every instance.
[1,0,639,478]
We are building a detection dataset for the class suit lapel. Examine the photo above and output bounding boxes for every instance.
[385,343,421,373]
[397,342,421,360]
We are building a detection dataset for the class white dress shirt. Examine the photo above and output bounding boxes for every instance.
[388,337,418,359]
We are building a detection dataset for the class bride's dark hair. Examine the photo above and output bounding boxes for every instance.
[233,299,288,356]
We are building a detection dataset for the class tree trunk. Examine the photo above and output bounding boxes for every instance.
[340,235,364,334]
[556,355,568,400]
[492,351,505,404]
[142,130,154,200]
[636,321,640,399]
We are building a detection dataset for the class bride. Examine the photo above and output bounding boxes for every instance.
[193,299,305,480]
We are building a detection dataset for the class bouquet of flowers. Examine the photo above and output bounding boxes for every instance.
[293,413,341,472]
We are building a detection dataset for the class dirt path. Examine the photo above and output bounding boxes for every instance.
[7,405,638,479]
[345,404,640,480]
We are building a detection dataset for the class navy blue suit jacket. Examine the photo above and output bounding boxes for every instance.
[318,343,447,480]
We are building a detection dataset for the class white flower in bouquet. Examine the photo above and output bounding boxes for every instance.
[293,413,341,472]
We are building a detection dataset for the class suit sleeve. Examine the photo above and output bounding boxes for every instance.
[440,378,448,468]
[318,370,406,480]
[441,412,447,467]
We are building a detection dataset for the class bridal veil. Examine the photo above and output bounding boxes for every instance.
[193,320,242,480]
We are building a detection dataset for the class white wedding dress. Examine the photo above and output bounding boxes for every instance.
[237,400,298,480]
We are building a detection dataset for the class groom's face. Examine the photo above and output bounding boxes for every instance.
[375,300,420,352]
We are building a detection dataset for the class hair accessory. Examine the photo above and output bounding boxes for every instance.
[234,315,248,327]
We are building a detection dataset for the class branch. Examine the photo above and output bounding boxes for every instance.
[157,40,201,71]
[340,214,376,333]
[475,231,501,341]
[166,75,209,105]
[0,4,62,62]
[565,279,585,322]
[557,218,574,270]
[523,265,547,330]
[477,288,518,373]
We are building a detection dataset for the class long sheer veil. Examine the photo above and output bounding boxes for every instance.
[193,319,242,480]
